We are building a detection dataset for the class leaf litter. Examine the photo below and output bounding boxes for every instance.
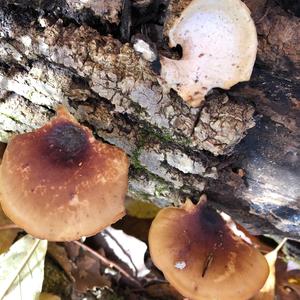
[0,204,19,255]
[0,141,298,300]
[0,235,47,300]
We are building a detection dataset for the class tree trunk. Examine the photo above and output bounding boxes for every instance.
[0,0,299,252]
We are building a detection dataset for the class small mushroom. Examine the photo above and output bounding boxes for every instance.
[149,197,269,300]
[160,0,257,107]
[0,107,129,241]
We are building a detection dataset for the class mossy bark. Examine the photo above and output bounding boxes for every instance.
[0,0,299,245]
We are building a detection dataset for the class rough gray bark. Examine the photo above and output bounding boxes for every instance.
[0,0,299,252]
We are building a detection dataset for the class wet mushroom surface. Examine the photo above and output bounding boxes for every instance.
[0,107,129,241]
[149,198,269,300]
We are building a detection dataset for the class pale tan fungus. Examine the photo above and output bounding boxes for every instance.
[160,0,258,107]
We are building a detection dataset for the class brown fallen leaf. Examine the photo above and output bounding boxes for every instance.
[64,241,81,261]
[47,242,75,281]
[252,238,287,300]
[0,203,19,254]
[72,252,111,293]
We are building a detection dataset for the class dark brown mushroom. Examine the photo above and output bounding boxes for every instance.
[149,197,269,300]
[0,106,129,241]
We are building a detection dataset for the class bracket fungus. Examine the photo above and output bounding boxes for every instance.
[149,197,269,300]
[160,0,258,107]
[0,107,129,241]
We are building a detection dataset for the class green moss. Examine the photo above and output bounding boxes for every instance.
[129,123,184,201]
[130,148,145,171]
[42,257,72,299]
[129,190,151,202]
[129,117,192,176]
[139,124,192,147]
[154,181,171,197]
[129,163,173,201]
[0,131,10,143]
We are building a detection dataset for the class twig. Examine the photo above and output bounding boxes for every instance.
[0,224,19,231]
[0,224,142,287]
[202,252,214,277]
[256,6,272,23]
[274,237,288,253]
[72,240,142,288]
[256,0,275,24]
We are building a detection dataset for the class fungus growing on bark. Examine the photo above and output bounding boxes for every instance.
[0,107,129,241]
[149,197,269,300]
[160,0,257,107]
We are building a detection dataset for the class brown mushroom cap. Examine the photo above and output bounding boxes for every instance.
[149,198,269,300]
[0,107,129,241]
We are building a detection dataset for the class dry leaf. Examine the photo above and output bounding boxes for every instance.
[64,242,80,261]
[0,204,19,254]
[64,239,96,292]
[125,197,160,219]
[72,252,111,293]
[0,235,48,300]
[102,226,150,277]
[39,292,61,300]
[252,238,287,300]
[47,242,74,281]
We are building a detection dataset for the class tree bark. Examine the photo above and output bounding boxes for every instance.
[0,0,299,251]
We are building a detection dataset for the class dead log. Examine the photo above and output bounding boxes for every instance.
[0,0,299,254]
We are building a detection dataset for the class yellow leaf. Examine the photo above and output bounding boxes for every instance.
[125,197,160,219]
[252,238,287,300]
[39,293,61,300]
[0,235,48,300]
[0,203,19,254]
